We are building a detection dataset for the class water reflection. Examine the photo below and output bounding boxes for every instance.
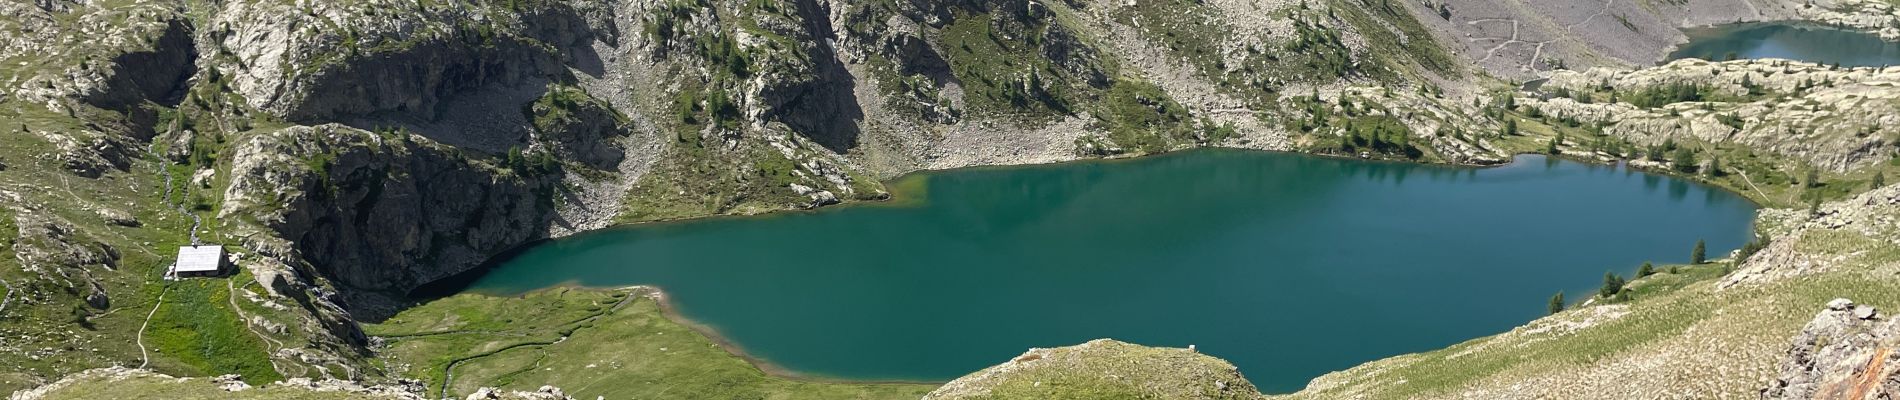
[1671,22,1900,67]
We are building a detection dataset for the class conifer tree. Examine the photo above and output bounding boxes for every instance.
[1637,262,1655,277]
[1673,147,1697,173]
[1690,240,1707,264]
[1600,272,1625,299]
[1548,292,1566,315]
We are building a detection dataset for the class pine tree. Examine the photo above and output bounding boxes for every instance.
[1874,171,1886,189]
[1600,272,1625,299]
[1706,157,1724,177]
[1548,292,1566,315]
[1637,262,1655,277]
[1690,240,1707,264]
[1673,147,1698,173]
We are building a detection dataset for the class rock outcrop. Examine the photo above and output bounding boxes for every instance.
[206,0,595,123]
[1762,299,1900,400]
[8,209,117,313]
[220,124,555,315]
[7,367,431,400]
[1721,183,1900,289]
[1531,59,1900,172]
[925,339,1262,400]
[1795,0,1900,41]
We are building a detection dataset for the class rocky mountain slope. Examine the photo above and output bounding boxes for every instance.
[1760,298,1900,400]
[2,0,1900,398]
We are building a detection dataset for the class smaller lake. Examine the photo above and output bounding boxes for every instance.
[1670,22,1900,66]
[463,150,1757,393]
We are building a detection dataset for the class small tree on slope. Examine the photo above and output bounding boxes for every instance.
[1600,272,1625,299]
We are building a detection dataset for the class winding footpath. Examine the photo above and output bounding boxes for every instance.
[1469,0,1619,72]
[436,292,639,397]
[0,277,13,317]
[135,287,168,369]
[228,279,301,378]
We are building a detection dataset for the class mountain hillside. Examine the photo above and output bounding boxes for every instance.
[3,0,1900,398]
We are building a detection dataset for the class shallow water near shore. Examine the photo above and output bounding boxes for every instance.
[1671,21,1900,66]
[465,150,1756,393]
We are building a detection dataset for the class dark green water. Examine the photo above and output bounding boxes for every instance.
[1671,22,1900,67]
[466,150,1757,393]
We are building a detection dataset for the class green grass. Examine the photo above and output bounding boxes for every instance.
[0,97,239,392]
[1097,79,1196,154]
[1280,204,1900,399]
[936,340,1260,400]
[370,287,934,399]
[144,279,282,384]
[24,370,384,400]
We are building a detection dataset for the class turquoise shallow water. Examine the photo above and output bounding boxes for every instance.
[464,150,1757,393]
[1670,21,1900,67]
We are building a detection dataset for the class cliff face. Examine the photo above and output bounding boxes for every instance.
[205,0,595,123]
[8,3,197,177]
[219,125,556,315]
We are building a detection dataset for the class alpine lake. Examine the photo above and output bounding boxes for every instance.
[459,150,1757,393]
[422,20,1900,393]
[1670,21,1900,67]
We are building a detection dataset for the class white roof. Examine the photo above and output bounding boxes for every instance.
[175,246,224,272]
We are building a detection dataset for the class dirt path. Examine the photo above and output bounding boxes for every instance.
[1566,0,1616,34]
[136,285,169,369]
[0,277,13,316]
[1734,168,1772,202]
[1469,18,1557,70]
[228,279,303,378]
[435,292,638,397]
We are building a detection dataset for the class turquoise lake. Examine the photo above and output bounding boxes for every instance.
[1671,21,1900,67]
[463,150,1758,393]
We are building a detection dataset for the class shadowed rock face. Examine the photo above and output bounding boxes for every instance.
[208,0,599,124]
[219,124,556,317]
[80,17,196,114]
[1763,299,1900,400]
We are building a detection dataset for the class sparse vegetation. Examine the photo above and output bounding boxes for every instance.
[367,288,934,399]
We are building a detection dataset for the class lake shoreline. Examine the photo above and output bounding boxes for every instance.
[435,145,1759,392]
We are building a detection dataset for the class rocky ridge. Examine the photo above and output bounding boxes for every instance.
[925,339,1262,400]
[1531,59,1900,172]
[1794,0,1900,41]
